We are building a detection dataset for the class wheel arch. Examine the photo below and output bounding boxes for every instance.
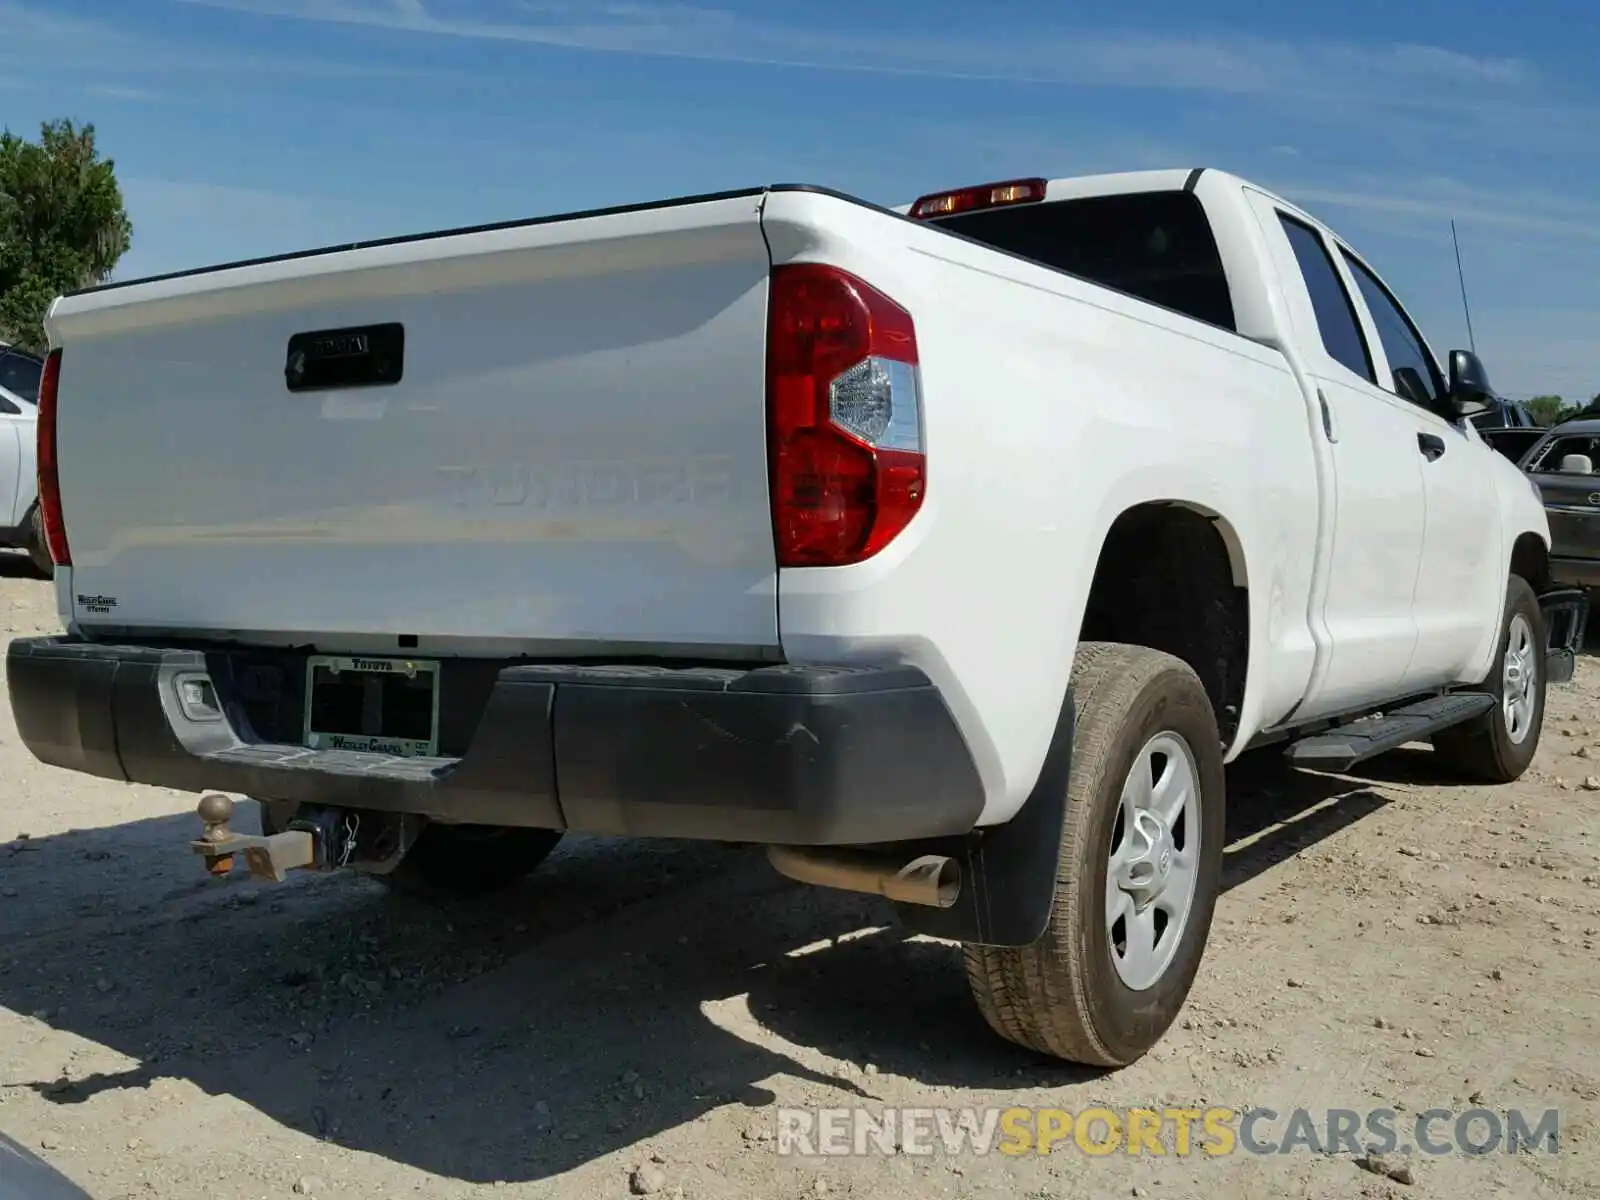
[1076,499,1252,747]
[1510,529,1551,594]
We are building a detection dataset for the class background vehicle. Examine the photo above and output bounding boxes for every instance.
[0,380,48,577]
[1514,419,1600,595]
[1479,425,1548,465]
[0,343,44,402]
[1469,395,1537,432]
[7,167,1581,1070]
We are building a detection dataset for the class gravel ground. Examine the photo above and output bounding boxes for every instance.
[0,553,1596,1199]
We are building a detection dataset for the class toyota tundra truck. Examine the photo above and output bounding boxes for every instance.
[8,167,1586,1068]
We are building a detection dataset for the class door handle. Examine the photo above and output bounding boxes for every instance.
[1417,432,1446,462]
[1317,389,1338,443]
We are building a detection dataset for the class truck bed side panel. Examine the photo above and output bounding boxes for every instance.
[761,190,1320,824]
[47,196,779,654]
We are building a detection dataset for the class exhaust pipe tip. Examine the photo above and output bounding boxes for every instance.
[766,845,961,909]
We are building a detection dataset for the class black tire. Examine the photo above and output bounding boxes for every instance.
[25,506,52,579]
[1431,575,1545,783]
[963,643,1226,1067]
[380,823,564,898]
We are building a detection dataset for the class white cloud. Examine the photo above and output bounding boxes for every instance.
[168,0,1545,110]
[1470,310,1600,401]
[0,0,460,84]
[1274,179,1600,245]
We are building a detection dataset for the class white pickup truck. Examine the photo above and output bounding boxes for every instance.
[8,167,1587,1068]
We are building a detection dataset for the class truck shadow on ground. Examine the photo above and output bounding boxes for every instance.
[2,749,1411,1184]
[0,552,45,580]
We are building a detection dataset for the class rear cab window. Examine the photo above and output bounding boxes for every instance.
[931,191,1238,332]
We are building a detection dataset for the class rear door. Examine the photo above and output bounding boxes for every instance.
[1245,193,1427,717]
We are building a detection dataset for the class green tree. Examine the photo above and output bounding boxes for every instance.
[1526,395,1569,426]
[0,119,132,352]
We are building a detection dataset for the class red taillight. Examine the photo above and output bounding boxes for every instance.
[909,177,1048,220]
[766,264,924,567]
[36,347,70,567]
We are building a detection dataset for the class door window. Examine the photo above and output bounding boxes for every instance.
[1339,252,1446,412]
[1276,215,1375,383]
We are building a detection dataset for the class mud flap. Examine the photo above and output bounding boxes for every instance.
[887,692,1074,948]
[1540,587,1588,685]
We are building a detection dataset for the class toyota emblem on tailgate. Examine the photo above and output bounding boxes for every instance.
[1589,492,1600,505]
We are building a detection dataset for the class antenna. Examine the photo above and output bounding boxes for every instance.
[1451,218,1477,354]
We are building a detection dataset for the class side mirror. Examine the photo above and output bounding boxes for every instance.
[1445,349,1494,417]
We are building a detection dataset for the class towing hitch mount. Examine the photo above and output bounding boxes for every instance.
[190,794,422,883]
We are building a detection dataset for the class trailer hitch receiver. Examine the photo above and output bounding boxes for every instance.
[190,792,320,883]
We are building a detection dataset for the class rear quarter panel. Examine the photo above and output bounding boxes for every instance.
[761,190,1321,824]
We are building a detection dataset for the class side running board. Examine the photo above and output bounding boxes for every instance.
[1284,693,1496,773]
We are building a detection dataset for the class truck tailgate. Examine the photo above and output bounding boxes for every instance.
[46,192,779,654]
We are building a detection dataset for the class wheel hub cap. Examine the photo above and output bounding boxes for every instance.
[1106,731,1203,993]
[1502,613,1538,746]
[1114,809,1177,906]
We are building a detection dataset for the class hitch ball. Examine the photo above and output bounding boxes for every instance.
[196,792,238,876]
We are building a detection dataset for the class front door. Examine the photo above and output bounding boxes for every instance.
[1336,248,1503,688]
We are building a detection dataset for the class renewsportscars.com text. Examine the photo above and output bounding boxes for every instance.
[775,1105,1561,1158]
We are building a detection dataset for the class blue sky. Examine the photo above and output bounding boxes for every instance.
[4,0,1598,400]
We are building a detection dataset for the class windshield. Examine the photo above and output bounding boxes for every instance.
[930,190,1237,332]
[0,350,43,403]
[1528,433,1600,475]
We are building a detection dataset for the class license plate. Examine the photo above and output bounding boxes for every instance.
[303,655,440,757]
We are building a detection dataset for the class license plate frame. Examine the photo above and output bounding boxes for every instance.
[303,654,441,758]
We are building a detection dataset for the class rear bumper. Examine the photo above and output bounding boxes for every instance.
[5,637,987,846]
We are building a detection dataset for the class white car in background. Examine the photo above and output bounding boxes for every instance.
[0,345,50,577]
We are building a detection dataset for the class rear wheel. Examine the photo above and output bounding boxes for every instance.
[1432,575,1545,783]
[963,643,1226,1067]
[381,823,564,897]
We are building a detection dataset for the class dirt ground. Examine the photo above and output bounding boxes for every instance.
[0,554,1596,1200]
